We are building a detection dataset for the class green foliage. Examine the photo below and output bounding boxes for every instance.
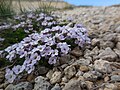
[0,0,15,19]
[0,28,27,50]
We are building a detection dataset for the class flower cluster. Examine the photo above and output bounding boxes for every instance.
[4,23,90,83]
[0,12,58,33]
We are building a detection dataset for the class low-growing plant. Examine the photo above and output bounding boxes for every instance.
[1,22,90,83]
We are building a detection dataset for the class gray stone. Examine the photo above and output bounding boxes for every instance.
[33,76,51,90]
[103,33,116,41]
[64,65,76,79]
[111,75,120,82]
[51,84,61,90]
[5,82,33,90]
[5,84,14,90]
[115,26,120,33]
[59,54,71,64]
[46,70,54,79]
[72,58,91,66]
[50,71,62,84]
[91,38,100,46]
[97,47,117,61]
[116,42,120,50]
[70,46,83,57]
[0,71,5,83]
[100,40,115,49]
[94,59,112,73]
[114,49,120,58]
[35,66,49,75]
[63,80,81,90]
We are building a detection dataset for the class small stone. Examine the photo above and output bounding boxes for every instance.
[77,76,84,81]
[27,73,35,82]
[63,80,81,90]
[114,49,120,58]
[111,75,120,82]
[116,34,120,42]
[5,82,33,90]
[46,70,54,79]
[35,66,49,75]
[0,71,5,83]
[5,84,14,90]
[103,33,116,41]
[104,76,110,82]
[116,42,120,50]
[50,71,62,84]
[94,59,112,73]
[79,65,89,72]
[75,70,83,77]
[105,83,117,90]
[62,76,68,83]
[100,41,114,49]
[104,88,112,90]
[91,38,100,46]
[51,84,61,90]
[64,65,76,79]
[59,54,71,64]
[70,46,83,57]
[115,26,120,33]
[33,76,51,90]
[97,47,117,61]
[85,81,94,89]
[72,58,90,66]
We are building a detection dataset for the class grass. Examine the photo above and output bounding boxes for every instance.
[0,0,15,19]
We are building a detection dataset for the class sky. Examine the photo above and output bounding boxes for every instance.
[64,0,120,6]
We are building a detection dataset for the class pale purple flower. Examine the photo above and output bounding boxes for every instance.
[12,65,21,75]
[48,56,57,64]
[5,68,16,83]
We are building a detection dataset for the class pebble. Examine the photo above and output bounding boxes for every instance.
[111,75,120,82]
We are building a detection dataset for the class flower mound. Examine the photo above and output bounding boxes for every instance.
[4,23,90,83]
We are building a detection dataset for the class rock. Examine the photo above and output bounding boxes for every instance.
[46,70,54,79]
[0,71,5,83]
[50,71,62,84]
[70,46,83,57]
[105,83,118,90]
[115,26,120,33]
[91,38,100,46]
[0,82,9,89]
[85,81,94,89]
[5,82,33,90]
[79,65,89,72]
[94,59,112,73]
[75,70,83,77]
[97,47,117,61]
[62,76,68,83]
[103,33,116,41]
[100,41,114,49]
[114,49,120,58]
[33,76,51,90]
[83,72,98,81]
[59,54,71,64]
[116,42,120,50]
[5,84,14,90]
[111,75,120,82]
[27,73,35,82]
[35,66,49,75]
[51,84,61,90]
[104,76,110,82]
[72,58,91,66]
[116,34,120,42]
[63,80,81,90]
[64,65,76,79]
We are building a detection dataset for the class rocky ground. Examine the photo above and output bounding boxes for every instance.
[0,6,120,90]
